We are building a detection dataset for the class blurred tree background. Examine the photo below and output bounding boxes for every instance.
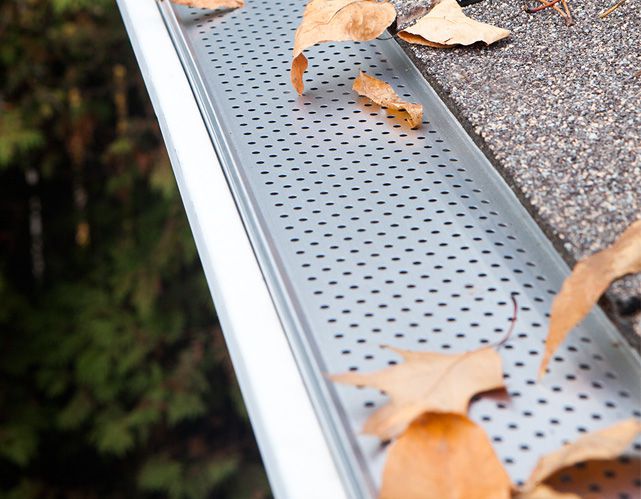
[0,0,269,497]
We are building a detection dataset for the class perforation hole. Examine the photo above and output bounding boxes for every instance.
[170,3,641,495]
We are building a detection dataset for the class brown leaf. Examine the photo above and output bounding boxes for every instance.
[331,345,504,440]
[398,0,509,48]
[380,413,511,499]
[352,72,423,128]
[291,54,309,97]
[291,0,396,94]
[514,484,581,499]
[171,0,244,9]
[539,219,641,377]
[521,419,641,494]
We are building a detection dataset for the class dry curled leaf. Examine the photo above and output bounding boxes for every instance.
[291,0,396,94]
[331,345,504,440]
[539,219,641,377]
[380,413,511,499]
[352,72,423,128]
[521,419,641,495]
[398,0,509,48]
[171,0,244,9]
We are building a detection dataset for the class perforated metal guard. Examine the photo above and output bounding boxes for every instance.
[158,1,641,497]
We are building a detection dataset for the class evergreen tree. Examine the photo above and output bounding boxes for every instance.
[0,1,269,497]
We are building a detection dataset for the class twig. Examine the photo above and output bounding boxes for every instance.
[525,0,562,13]
[525,0,570,24]
[599,0,627,18]
[538,0,569,20]
[560,0,574,25]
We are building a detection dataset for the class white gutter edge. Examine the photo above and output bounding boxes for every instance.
[115,1,348,497]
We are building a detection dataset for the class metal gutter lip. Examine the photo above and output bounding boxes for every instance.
[116,0,349,497]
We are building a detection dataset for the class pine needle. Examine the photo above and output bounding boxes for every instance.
[599,0,627,18]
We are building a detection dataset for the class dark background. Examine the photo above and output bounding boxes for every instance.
[0,0,269,497]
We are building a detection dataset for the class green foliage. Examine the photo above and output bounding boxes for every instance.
[139,457,184,494]
[139,455,239,499]
[0,0,269,497]
[0,109,44,169]
[0,425,39,468]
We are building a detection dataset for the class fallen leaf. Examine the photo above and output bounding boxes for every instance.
[521,419,641,494]
[171,0,244,9]
[331,345,504,440]
[539,219,641,377]
[380,413,511,499]
[544,457,641,499]
[514,484,581,499]
[291,0,396,94]
[398,0,509,48]
[352,72,423,128]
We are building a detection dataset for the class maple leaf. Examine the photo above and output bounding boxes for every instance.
[291,0,396,94]
[398,0,509,48]
[520,418,641,495]
[380,413,511,499]
[171,0,244,9]
[331,345,504,440]
[539,219,641,377]
[512,419,641,498]
[352,72,423,128]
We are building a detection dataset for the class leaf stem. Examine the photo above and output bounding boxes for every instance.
[495,294,518,350]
